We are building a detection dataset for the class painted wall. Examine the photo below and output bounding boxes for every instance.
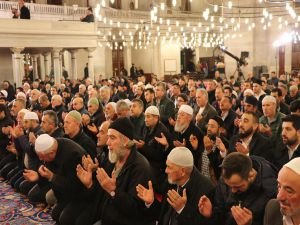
[131,47,153,73]
[0,49,14,84]
[159,42,181,78]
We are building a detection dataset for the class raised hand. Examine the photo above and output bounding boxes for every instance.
[38,165,54,181]
[198,195,213,218]
[258,124,272,137]
[203,136,214,152]
[231,206,253,225]
[96,168,116,194]
[189,134,199,150]
[87,123,98,134]
[6,143,17,154]
[82,155,99,171]
[154,132,168,147]
[168,117,176,127]
[216,137,227,155]
[23,169,39,182]
[136,180,155,205]
[235,142,249,155]
[134,139,145,149]
[167,188,187,212]
[81,114,90,127]
[76,163,93,188]
[28,132,36,145]
[173,139,186,147]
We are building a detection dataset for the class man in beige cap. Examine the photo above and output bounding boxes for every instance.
[173,104,204,168]
[64,110,96,158]
[136,105,173,193]
[136,146,214,225]
[264,157,300,225]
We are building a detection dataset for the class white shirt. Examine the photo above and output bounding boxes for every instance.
[287,144,300,160]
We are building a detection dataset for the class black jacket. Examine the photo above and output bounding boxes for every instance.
[273,144,300,170]
[92,148,156,225]
[65,129,97,158]
[219,109,237,139]
[44,138,86,202]
[212,156,278,225]
[140,121,172,192]
[158,167,215,225]
[173,122,204,167]
[20,5,30,19]
[229,131,275,162]
[156,95,175,130]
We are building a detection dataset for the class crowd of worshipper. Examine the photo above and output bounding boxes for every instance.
[0,71,300,225]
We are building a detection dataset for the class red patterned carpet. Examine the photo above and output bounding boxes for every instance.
[0,180,55,224]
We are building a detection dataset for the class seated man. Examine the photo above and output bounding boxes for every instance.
[75,117,156,225]
[199,152,277,225]
[23,134,86,224]
[136,146,215,225]
[264,157,300,225]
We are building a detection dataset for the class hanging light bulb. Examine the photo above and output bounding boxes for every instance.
[172,0,176,7]
[228,1,233,9]
[110,0,114,4]
[214,5,218,12]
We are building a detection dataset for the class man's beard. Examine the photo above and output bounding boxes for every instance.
[108,151,118,163]
[282,135,298,146]
[238,127,253,139]
[167,178,176,185]
[207,133,217,141]
[174,122,188,133]
[108,146,126,163]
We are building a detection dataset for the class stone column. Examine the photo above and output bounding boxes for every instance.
[124,46,132,73]
[32,55,39,80]
[152,41,161,77]
[39,54,45,81]
[87,48,95,84]
[10,47,24,88]
[70,49,78,80]
[43,52,51,77]
[52,48,62,85]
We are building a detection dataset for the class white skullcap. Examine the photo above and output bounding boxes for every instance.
[19,109,29,115]
[178,104,193,116]
[107,102,117,112]
[17,92,27,101]
[262,95,276,104]
[145,84,154,90]
[284,157,300,176]
[0,90,8,98]
[124,99,132,107]
[145,106,160,116]
[167,147,194,168]
[24,111,39,121]
[244,89,254,96]
[35,134,55,153]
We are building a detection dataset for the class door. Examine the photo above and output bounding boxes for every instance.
[278,46,285,75]
[112,46,124,77]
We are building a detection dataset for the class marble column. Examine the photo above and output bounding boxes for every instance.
[124,46,132,72]
[59,51,63,79]
[52,48,62,85]
[39,54,45,81]
[43,52,51,78]
[87,48,95,84]
[70,49,78,80]
[32,55,39,80]
[10,47,24,88]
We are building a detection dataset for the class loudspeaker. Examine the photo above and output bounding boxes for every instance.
[241,51,249,58]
